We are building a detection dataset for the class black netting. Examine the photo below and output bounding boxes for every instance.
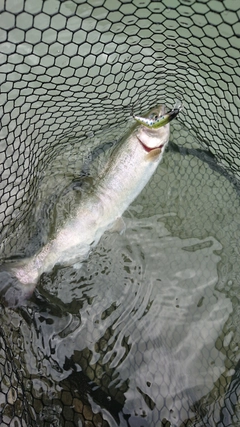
[1,0,239,252]
[0,0,240,426]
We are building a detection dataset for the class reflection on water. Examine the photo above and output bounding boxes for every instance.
[0,121,240,426]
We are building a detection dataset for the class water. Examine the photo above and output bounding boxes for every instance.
[1,120,240,426]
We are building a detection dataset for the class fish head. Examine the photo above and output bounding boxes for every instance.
[136,105,170,151]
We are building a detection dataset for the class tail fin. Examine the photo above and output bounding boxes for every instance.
[0,260,37,307]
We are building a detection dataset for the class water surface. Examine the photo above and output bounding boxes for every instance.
[0,120,240,426]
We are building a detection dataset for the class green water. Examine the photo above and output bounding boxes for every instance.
[1,120,240,426]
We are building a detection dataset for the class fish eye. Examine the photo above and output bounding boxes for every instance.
[149,112,158,120]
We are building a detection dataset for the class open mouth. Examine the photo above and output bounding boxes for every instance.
[137,136,164,153]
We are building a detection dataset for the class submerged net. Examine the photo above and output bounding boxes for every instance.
[0,0,240,426]
[1,0,239,252]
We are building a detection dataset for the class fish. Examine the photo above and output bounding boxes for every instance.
[11,103,181,294]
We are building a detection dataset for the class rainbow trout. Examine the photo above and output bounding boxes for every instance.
[12,104,181,293]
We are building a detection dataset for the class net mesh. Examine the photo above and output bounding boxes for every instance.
[1,0,240,251]
[0,0,240,426]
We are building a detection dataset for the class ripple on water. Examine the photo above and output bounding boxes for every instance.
[33,213,232,425]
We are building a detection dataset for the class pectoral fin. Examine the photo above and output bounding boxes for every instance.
[146,147,162,160]
[109,217,126,234]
